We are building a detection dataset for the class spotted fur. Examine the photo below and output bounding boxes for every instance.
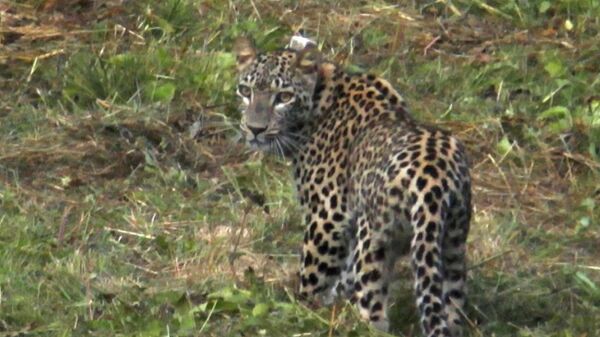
[233,38,472,337]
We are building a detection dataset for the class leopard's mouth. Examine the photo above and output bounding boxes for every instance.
[248,138,270,150]
[246,136,290,157]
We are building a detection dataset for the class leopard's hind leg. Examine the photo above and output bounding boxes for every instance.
[441,188,472,337]
[410,198,452,337]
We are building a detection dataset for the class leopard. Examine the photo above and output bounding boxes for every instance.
[233,37,472,337]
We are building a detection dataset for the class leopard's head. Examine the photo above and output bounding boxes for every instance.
[233,37,320,154]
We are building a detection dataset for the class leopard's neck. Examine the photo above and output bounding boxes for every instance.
[284,63,416,160]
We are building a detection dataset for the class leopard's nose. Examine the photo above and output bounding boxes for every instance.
[248,125,268,137]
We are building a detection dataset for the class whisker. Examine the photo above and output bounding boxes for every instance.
[279,137,296,153]
[275,138,286,160]
[269,140,276,156]
[197,121,235,128]
[272,138,280,158]
[282,137,305,159]
[287,131,310,141]
[282,135,302,152]
[232,132,244,144]
[285,133,311,147]
[197,112,236,124]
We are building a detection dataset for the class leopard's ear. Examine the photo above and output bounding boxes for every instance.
[294,44,321,75]
[293,44,321,95]
[233,37,257,72]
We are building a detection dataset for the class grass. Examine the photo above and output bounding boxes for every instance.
[0,0,599,336]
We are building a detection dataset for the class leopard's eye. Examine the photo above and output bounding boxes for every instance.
[275,91,294,104]
[238,85,251,97]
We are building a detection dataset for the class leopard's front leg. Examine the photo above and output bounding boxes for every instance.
[298,211,352,303]
[297,181,351,305]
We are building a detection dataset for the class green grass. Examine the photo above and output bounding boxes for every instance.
[1,0,599,336]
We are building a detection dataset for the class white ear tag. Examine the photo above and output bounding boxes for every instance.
[287,35,316,51]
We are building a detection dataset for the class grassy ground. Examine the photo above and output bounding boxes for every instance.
[1,1,599,336]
